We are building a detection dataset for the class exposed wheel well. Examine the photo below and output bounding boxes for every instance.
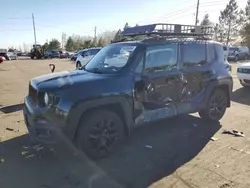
[73,103,130,141]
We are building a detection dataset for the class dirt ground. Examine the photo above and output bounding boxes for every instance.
[0,58,250,188]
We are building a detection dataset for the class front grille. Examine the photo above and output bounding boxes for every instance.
[238,68,250,74]
[244,79,250,84]
[29,83,38,104]
[28,83,45,107]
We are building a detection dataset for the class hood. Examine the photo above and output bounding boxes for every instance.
[239,62,250,68]
[31,69,109,91]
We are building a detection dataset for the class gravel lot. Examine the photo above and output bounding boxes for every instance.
[0,58,250,188]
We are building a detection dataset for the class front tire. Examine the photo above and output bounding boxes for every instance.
[199,89,228,122]
[76,110,125,159]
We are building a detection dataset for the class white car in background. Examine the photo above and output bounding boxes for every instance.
[75,47,102,69]
[237,62,250,87]
[0,49,18,60]
[7,52,18,60]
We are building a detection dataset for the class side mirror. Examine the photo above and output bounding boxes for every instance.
[223,46,227,51]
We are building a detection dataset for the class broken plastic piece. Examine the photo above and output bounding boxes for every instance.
[211,137,219,141]
[21,151,29,155]
[222,130,245,137]
[145,145,153,149]
[6,128,14,131]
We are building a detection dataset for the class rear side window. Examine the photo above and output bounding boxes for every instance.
[181,43,206,66]
[214,43,225,62]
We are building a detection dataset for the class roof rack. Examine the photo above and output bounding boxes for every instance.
[121,23,214,38]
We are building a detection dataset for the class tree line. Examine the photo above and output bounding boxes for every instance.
[9,0,250,53]
[200,0,250,45]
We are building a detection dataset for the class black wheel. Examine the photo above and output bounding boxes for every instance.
[76,110,125,159]
[76,61,81,69]
[199,89,228,122]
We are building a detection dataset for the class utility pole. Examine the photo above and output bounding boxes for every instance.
[195,0,200,26]
[32,13,37,45]
[94,26,97,40]
[62,33,63,50]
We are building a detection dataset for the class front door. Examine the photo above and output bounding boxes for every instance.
[133,44,183,125]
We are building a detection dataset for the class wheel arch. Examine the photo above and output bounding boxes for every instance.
[67,97,134,141]
[203,79,232,108]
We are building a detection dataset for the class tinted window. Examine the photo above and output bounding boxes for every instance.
[229,47,238,51]
[145,44,177,72]
[207,43,215,62]
[182,43,206,66]
[91,49,101,55]
[81,51,87,56]
[134,54,143,74]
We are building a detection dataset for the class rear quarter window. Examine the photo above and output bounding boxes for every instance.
[181,43,206,66]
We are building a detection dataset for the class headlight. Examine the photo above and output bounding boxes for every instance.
[237,68,242,72]
[44,93,49,106]
[43,93,60,106]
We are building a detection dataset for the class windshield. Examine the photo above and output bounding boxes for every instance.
[84,43,137,74]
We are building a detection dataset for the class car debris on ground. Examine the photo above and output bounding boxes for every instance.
[222,130,245,137]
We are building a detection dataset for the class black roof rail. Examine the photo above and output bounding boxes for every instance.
[121,23,214,38]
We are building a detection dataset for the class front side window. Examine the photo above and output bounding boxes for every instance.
[181,43,206,66]
[145,44,178,72]
[84,43,138,74]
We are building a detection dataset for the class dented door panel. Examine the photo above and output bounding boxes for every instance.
[134,70,183,125]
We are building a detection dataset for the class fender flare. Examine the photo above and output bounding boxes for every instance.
[66,96,134,140]
[202,77,233,108]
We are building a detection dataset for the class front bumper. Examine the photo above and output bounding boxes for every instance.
[237,72,250,86]
[23,97,63,144]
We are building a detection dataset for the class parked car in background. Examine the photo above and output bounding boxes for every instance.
[44,50,60,59]
[7,52,18,60]
[75,47,102,68]
[228,46,249,61]
[59,51,69,58]
[0,49,18,60]
[70,50,86,61]
[0,56,6,63]
[237,62,250,87]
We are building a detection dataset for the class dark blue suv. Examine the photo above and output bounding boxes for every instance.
[23,24,233,159]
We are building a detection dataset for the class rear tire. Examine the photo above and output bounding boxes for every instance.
[76,110,125,159]
[199,89,228,122]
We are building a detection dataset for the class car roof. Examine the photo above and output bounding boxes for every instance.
[111,38,216,46]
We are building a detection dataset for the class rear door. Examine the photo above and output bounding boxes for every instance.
[178,42,211,114]
[133,44,184,124]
